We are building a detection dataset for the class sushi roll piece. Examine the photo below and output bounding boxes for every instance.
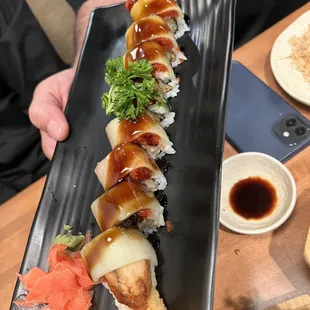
[81,227,167,310]
[91,180,165,234]
[126,15,187,68]
[124,41,180,99]
[141,85,175,128]
[95,143,167,192]
[147,98,175,129]
[126,0,189,39]
[106,110,175,159]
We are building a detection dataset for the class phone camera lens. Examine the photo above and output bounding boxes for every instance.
[295,127,306,136]
[285,118,297,127]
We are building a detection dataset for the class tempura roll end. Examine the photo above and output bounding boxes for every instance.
[81,227,158,283]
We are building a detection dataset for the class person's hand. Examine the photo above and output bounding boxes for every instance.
[29,68,75,160]
[29,0,123,161]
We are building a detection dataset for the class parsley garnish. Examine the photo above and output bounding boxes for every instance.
[101,57,155,120]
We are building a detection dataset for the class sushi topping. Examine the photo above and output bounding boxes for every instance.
[121,213,140,228]
[137,209,153,218]
[15,244,95,310]
[160,10,179,19]
[120,209,153,229]
[133,132,161,146]
[102,57,155,120]
[125,0,137,11]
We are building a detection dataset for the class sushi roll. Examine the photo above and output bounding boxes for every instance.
[124,42,180,99]
[105,110,175,159]
[147,99,176,129]
[81,227,167,310]
[95,143,167,192]
[126,0,189,39]
[126,15,187,68]
[91,180,165,234]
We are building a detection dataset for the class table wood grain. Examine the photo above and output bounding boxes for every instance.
[0,177,46,310]
[215,3,310,310]
[1,3,310,310]
[268,295,310,310]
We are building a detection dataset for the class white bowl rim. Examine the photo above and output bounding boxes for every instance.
[220,152,297,235]
[270,40,310,106]
[270,10,310,106]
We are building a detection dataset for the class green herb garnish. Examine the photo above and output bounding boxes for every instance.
[64,224,72,232]
[54,234,85,251]
[101,57,155,120]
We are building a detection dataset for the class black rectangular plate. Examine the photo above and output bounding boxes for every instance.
[11,1,236,309]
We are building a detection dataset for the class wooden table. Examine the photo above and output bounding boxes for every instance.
[215,3,310,310]
[1,3,310,310]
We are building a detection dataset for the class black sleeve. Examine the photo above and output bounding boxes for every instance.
[66,0,87,13]
[0,0,69,203]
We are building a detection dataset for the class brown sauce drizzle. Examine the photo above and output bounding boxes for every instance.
[134,133,161,146]
[96,181,155,231]
[129,167,152,181]
[134,0,179,19]
[127,17,171,49]
[82,227,124,272]
[117,112,161,146]
[106,144,155,190]
[124,42,166,69]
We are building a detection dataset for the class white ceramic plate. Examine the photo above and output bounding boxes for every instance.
[270,10,310,106]
[220,152,297,235]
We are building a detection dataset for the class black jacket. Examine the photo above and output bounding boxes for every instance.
[0,0,69,203]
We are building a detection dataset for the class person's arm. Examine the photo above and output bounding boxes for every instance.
[29,0,122,160]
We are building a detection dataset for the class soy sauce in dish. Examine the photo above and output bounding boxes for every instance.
[229,176,277,220]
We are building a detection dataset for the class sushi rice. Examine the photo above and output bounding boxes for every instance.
[142,140,175,160]
[153,67,180,99]
[174,17,190,39]
[171,50,187,68]
[148,100,175,128]
[164,82,179,99]
[159,112,175,128]
[141,170,167,192]
[138,205,165,235]
[166,16,190,40]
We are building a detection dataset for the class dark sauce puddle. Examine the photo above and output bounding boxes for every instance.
[229,176,278,220]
